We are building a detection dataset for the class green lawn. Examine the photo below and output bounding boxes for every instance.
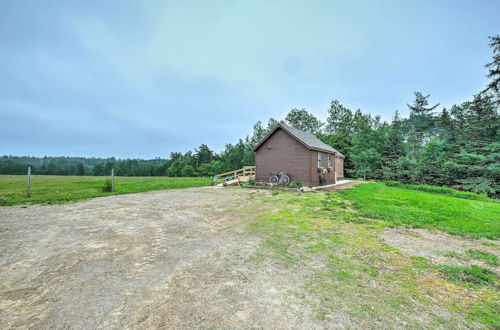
[249,183,500,327]
[340,182,500,239]
[0,175,210,206]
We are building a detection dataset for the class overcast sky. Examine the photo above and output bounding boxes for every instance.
[1,1,499,158]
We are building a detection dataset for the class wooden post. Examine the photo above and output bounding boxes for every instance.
[27,166,31,197]
[111,168,115,192]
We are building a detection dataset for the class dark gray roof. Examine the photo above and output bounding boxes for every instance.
[253,123,345,157]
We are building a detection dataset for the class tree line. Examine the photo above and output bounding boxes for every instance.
[0,156,170,177]
[1,37,498,196]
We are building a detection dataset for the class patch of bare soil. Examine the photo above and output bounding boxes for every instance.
[316,180,367,192]
[380,227,500,272]
[0,187,325,329]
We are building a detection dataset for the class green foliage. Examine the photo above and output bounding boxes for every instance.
[180,164,196,177]
[101,179,113,192]
[198,160,224,176]
[351,148,381,180]
[407,92,439,147]
[485,35,500,95]
[349,112,388,179]
[285,108,323,134]
[417,139,447,185]
[167,160,184,177]
[437,265,497,287]
[290,180,304,188]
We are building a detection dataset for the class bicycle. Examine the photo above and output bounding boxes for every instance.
[269,171,290,185]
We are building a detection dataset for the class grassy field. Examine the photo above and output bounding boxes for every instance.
[0,175,210,206]
[340,182,500,239]
[250,183,500,327]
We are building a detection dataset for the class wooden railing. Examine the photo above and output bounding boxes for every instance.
[212,166,255,185]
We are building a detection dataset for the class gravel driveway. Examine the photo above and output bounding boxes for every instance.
[0,187,323,329]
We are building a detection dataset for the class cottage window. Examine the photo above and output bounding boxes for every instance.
[328,154,331,168]
[317,152,322,168]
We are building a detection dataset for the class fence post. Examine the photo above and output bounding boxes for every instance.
[111,168,115,192]
[27,166,31,197]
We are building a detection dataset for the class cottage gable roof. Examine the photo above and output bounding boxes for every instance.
[253,123,345,157]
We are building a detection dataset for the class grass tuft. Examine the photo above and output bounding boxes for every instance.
[465,249,499,266]
[437,265,498,287]
[468,301,500,327]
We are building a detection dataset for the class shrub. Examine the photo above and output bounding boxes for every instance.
[101,179,113,192]
[290,180,304,188]
[248,178,255,185]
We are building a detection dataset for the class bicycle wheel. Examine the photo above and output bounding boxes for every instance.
[269,175,279,184]
[280,175,290,185]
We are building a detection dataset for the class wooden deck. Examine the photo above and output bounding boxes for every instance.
[212,166,255,187]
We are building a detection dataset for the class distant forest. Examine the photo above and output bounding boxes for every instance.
[1,37,499,196]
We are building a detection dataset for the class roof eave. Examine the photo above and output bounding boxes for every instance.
[309,147,337,154]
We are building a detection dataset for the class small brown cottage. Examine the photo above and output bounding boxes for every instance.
[253,123,345,186]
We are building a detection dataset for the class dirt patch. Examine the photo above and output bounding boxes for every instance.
[380,227,500,272]
[0,187,326,329]
[316,180,367,192]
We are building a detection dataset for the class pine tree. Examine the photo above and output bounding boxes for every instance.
[406,92,439,156]
[436,107,453,142]
[195,144,214,166]
[382,111,407,179]
[485,35,500,96]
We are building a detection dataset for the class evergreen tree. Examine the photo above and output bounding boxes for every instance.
[462,93,499,151]
[407,92,439,152]
[382,111,407,179]
[417,139,447,185]
[485,35,500,96]
[436,107,453,142]
[195,144,214,167]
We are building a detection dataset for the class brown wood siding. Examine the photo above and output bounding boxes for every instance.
[335,156,344,180]
[255,128,311,185]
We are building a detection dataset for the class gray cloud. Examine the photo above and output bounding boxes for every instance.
[1,0,499,158]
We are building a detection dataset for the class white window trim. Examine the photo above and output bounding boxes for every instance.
[317,152,322,168]
[328,153,331,168]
